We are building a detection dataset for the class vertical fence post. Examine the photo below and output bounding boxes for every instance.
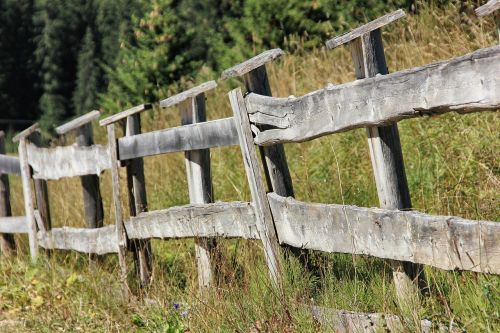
[325,10,426,306]
[76,124,104,229]
[125,114,152,287]
[229,88,283,291]
[29,132,51,231]
[0,131,16,255]
[179,93,216,292]
[106,124,129,297]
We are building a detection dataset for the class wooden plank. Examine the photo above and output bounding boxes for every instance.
[179,95,216,291]
[221,49,285,80]
[29,132,51,231]
[0,216,28,234]
[12,123,39,143]
[229,88,283,287]
[76,125,104,229]
[107,124,129,296]
[350,29,424,298]
[476,0,500,17]
[117,117,238,161]
[55,110,100,135]
[18,138,38,260]
[99,104,152,127]
[0,133,16,254]
[159,81,217,109]
[311,306,460,332]
[26,143,111,180]
[326,10,405,49]
[246,46,500,145]
[268,193,500,274]
[125,201,259,240]
[0,155,20,176]
[37,225,118,255]
[124,114,152,287]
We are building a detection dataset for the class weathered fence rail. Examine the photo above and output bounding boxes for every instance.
[2,5,499,331]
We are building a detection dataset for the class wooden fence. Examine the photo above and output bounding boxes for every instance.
[1,5,499,331]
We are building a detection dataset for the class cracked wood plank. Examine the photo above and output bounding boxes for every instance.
[246,46,500,145]
[124,201,259,240]
[55,110,100,135]
[221,49,285,79]
[117,117,238,160]
[37,225,118,254]
[159,81,217,109]
[26,143,111,180]
[476,0,500,17]
[268,193,500,274]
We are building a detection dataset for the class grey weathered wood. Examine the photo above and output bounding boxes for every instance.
[18,138,38,260]
[0,133,16,254]
[125,201,259,240]
[311,306,460,332]
[12,123,39,143]
[28,132,51,232]
[246,45,500,145]
[229,88,282,287]
[25,143,111,180]
[76,124,104,229]
[326,9,406,49]
[476,0,500,17]
[349,28,424,296]
[268,193,500,274]
[221,49,285,80]
[125,114,152,287]
[117,117,238,161]
[99,104,152,127]
[0,155,21,175]
[37,225,118,255]
[0,216,28,234]
[107,124,129,295]
[55,110,101,135]
[179,94,216,291]
[159,81,217,109]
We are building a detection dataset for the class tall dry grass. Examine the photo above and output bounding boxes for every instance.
[1,4,499,332]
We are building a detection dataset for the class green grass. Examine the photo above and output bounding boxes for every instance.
[1,4,499,332]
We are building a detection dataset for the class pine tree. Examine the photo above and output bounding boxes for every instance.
[73,27,99,115]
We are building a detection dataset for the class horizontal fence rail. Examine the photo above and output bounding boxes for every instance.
[0,216,28,233]
[124,201,259,240]
[268,193,500,274]
[117,117,239,161]
[26,143,111,180]
[245,46,500,145]
[0,155,21,175]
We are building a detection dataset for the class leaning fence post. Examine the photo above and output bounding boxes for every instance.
[0,131,16,256]
[160,81,219,292]
[325,9,426,304]
[55,110,104,229]
[229,88,283,291]
[13,123,41,261]
[124,113,152,287]
[476,0,500,43]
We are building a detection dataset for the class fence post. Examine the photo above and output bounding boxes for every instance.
[159,81,220,292]
[13,123,41,261]
[325,10,426,305]
[475,0,500,43]
[28,132,51,231]
[0,131,16,255]
[229,87,283,291]
[55,110,103,229]
[125,114,152,287]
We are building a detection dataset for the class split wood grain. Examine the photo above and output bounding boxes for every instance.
[124,201,259,240]
[55,110,100,135]
[160,81,217,109]
[117,117,238,161]
[221,49,285,79]
[26,143,111,180]
[268,193,500,274]
[326,10,405,49]
[37,225,118,255]
[246,45,500,145]
[99,104,152,127]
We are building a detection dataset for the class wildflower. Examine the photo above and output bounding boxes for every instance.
[180,311,188,317]
[173,303,180,310]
